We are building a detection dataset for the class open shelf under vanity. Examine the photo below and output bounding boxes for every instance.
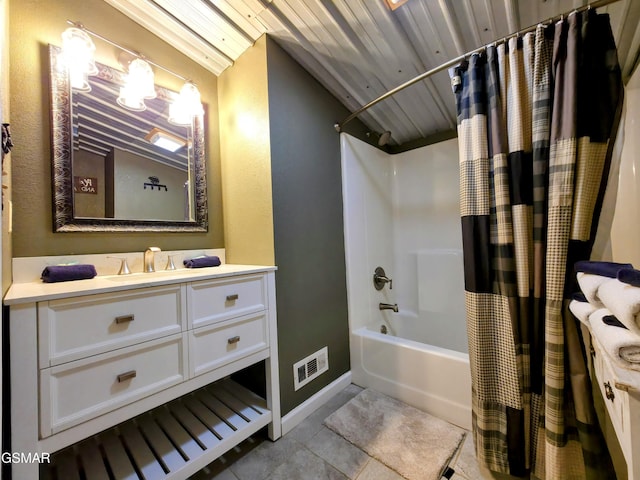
[41,379,270,480]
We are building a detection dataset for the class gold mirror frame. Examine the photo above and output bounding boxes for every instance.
[49,45,208,232]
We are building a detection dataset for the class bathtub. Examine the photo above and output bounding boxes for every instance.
[350,323,472,431]
[341,134,471,430]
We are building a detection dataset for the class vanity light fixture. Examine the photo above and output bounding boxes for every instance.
[63,20,204,120]
[61,26,98,92]
[145,128,187,152]
[168,82,205,126]
[117,58,156,111]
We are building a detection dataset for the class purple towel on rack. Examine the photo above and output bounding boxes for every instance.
[618,268,640,287]
[574,261,633,278]
[183,255,221,268]
[41,264,97,283]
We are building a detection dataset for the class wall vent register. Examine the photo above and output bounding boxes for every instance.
[294,347,329,391]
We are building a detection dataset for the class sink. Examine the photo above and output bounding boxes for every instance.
[105,270,193,282]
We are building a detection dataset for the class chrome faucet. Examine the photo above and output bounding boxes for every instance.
[379,303,398,313]
[144,247,161,273]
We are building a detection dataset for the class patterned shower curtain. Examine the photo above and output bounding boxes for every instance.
[452,10,623,479]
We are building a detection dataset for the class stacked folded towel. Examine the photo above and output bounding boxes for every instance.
[575,260,632,306]
[598,279,640,336]
[588,308,640,371]
[568,298,597,326]
[570,261,640,371]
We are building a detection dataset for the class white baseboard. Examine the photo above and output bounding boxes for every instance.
[280,371,352,436]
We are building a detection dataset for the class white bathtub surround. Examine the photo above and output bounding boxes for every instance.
[341,133,472,430]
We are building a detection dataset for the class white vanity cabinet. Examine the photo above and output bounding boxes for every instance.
[587,330,640,479]
[4,266,280,480]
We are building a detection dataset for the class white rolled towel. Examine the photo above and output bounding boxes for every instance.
[589,308,640,371]
[598,279,640,336]
[569,299,597,326]
[576,272,608,307]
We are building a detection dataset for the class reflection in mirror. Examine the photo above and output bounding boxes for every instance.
[49,45,208,232]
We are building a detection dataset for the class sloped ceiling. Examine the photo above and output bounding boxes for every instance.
[104,0,640,146]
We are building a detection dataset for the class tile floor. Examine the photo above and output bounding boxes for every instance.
[191,384,483,480]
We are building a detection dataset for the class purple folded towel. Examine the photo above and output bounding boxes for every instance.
[574,261,633,278]
[618,268,640,287]
[41,264,97,283]
[183,255,221,268]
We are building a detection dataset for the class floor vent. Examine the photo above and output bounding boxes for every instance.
[293,347,328,391]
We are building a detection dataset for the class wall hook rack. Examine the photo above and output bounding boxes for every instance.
[144,176,168,191]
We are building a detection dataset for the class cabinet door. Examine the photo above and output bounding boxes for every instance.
[188,274,267,329]
[39,284,186,367]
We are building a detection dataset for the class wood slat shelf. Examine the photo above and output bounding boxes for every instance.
[41,379,271,480]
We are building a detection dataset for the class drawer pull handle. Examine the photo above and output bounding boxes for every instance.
[115,314,135,324]
[604,381,615,401]
[228,336,241,345]
[226,294,239,302]
[117,370,137,383]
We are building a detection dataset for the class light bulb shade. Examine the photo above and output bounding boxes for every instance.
[61,27,98,92]
[117,85,146,111]
[61,27,98,75]
[127,58,156,99]
[68,68,91,92]
[168,101,192,126]
[116,58,155,111]
[168,82,204,126]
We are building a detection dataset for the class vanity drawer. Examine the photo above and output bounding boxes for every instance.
[189,312,268,377]
[39,284,186,367]
[188,274,267,328]
[40,333,187,437]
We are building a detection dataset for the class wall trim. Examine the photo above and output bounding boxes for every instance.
[280,371,352,436]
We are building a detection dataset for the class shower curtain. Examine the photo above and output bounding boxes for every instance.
[453,10,623,479]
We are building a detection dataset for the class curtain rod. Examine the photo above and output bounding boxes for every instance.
[334,0,624,132]
[66,20,191,83]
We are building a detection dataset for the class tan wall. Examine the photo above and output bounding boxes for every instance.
[218,36,274,265]
[9,0,223,258]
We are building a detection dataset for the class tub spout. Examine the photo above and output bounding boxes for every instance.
[379,302,398,313]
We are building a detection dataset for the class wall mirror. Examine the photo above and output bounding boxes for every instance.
[49,45,208,232]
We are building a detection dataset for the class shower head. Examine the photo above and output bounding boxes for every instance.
[378,131,392,146]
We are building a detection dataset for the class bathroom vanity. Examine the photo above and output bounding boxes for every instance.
[586,328,640,479]
[4,258,280,479]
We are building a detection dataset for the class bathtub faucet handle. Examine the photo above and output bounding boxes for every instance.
[373,267,393,290]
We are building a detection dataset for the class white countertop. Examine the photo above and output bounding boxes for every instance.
[4,264,276,305]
